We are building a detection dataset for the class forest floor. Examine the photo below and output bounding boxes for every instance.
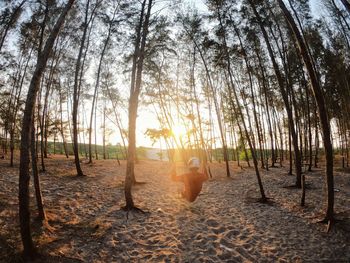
[0,155,349,262]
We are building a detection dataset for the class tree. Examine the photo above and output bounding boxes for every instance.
[18,0,75,258]
[124,0,153,210]
[0,0,27,51]
[340,0,350,14]
[247,0,303,188]
[88,3,120,163]
[278,0,335,229]
[178,10,231,176]
[72,0,100,176]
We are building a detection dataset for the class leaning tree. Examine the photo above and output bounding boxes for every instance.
[18,0,75,259]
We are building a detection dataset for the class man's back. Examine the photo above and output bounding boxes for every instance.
[171,170,208,202]
[182,172,207,202]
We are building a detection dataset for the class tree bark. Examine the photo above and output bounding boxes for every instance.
[340,0,350,14]
[183,24,231,177]
[214,2,266,201]
[124,0,153,209]
[249,0,302,187]
[72,0,96,176]
[0,0,27,51]
[278,0,334,223]
[31,122,46,220]
[58,80,69,158]
[18,0,74,258]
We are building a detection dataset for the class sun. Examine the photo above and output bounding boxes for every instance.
[171,124,187,138]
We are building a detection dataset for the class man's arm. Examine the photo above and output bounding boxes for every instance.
[170,163,183,182]
[201,164,209,181]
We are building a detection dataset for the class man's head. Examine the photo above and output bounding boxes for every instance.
[188,157,200,172]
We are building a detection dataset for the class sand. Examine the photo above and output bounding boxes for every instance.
[0,156,349,262]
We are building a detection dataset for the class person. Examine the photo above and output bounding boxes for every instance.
[170,157,208,202]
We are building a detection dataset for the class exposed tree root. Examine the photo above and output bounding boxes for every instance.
[317,217,335,233]
[133,181,147,185]
[22,248,40,262]
[121,206,150,220]
[260,197,273,204]
[282,184,301,189]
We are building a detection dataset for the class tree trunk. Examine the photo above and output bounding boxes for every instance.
[186,27,231,177]
[278,0,334,224]
[18,0,74,258]
[10,46,33,167]
[0,0,27,51]
[72,0,95,176]
[103,105,106,160]
[124,0,152,209]
[340,0,350,14]
[249,0,302,187]
[94,100,98,160]
[214,3,266,201]
[88,22,112,162]
[31,122,46,220]
[58,81,69,158]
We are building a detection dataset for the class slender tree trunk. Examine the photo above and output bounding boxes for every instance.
[305,80,313,171]
[289,122,293,175]
[18,0,74,258]
[94,100,98,160]
[214,3,266,201]
[249,0,302,187]
[314,111,319,168]
[182,21,231,177]
[10,47,33,167]
[340,0,350,14]
[124,0,152,209]
[72,0,95,176]
[31,122,46,220]
[0,0,27,51]
[256,51,275,167]
[88,21,112,162]
[278,0,334,224]
[103,105,106,160]
[58,81,69,158]
[105,85,128,159]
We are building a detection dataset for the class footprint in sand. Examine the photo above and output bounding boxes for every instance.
[206,218,220,228]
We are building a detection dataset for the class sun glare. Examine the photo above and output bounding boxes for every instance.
[171,125,187,138]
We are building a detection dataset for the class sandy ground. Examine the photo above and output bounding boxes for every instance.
[0,155,349,262]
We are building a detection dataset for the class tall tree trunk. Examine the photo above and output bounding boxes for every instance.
[231,18,264,169]
[88,23,112,163]
[10,46,33,167]
[31,122,46,220]
[214,3,266,201]
[94,99,98,160]
[18,0,74,258]
[278,0,335,225]
[72,0,95,176]
[304,78,313,171]
[340,0,350,14]
[105,85,128,159]
[255,50,275,167]
[124,0,152,209]
[0,0,27,51]
[103,105,106,160]
[249,0,302,187]
[184,25,231,177]
[58,81,69,158]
